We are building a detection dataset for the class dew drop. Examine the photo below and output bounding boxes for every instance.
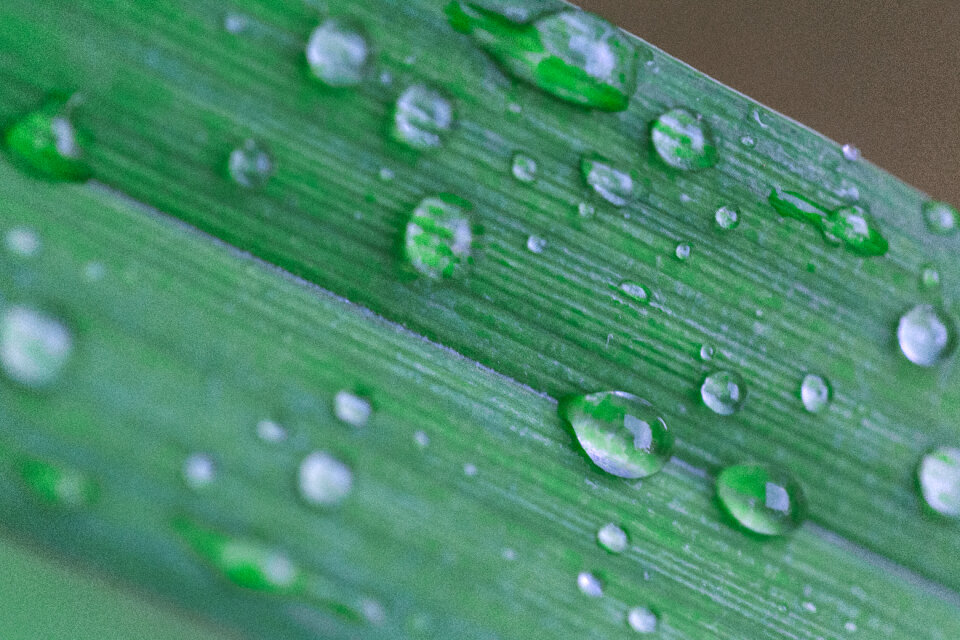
[228,139,273,188]
[305,19,370,87]
[650,108,718,171]
[463,462,478,476]
[897,304,955,367]
[819,205,888,257]
[414,430,430,448]
[716,463,807,536]
[378,167,395,182]
[627,606,658,633]
[917,447,960,518]
[715,206,740,230]
[5,99,90,181]
[526,235,547,254]
[404,194,472,278]
[560,391,674,479]
[223,12,248,34]
[183,453,216,489]
[19,458,98,507]
[392,85,454,150]
[1,305,73,388]
[620,281,649,304]
[576,571,603,597]
[920,265,941,291]
[577,202,596,218]
[674,243,691,261]
[581,155,634,206]
[256,419,287,443]
[511,152,537,183]
[800,374,831,414]
[5,227,40,257]
[841,144,860,162]
[334,390,372,427]
[922,200,958,236]
[739,135,756,148]
[700,370,745,415]
[298,451,353,506]
[597,522,628,553]
[699,344,714,361]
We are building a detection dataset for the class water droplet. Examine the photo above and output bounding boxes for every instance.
[183,453,216,489]
[392,85,454,149]
[844,621,858,633]
[739,135,756,148]
[675,243,691,261]
[228,139,273,188]
[920,265,941,290]
[700,370,745,415]
[560,391,674,479]
[581,155,634,206]
[716,463,807,536]
[305,19,370,87]
[897,304,955,367]
[922,200,958,236]
[597,522,628,553]
[5,227,40,257]
[576,571,603,597]
[413,430,430,448]
[650,108,718,171]
[256,419,287,443]
[699,344,714,361]
[298,452,353,506]
[918,447,960,518]
[841,144,860,161]
[768,188,829,225]
[5,99,90,181]
[1,305,73,388]
[463,462,478,476]
[800,374,831,414]
[714,205,740,230]
[524,234,547,254]
[378,167,395,181]
[627,606,658,633]
[511,153,537,183]
[620,281,649,303]
[223,12,248,34]
[577,202,596,218]
[447,3,642,111]
[19,458,97,507]
[404,194,472,278]
[334,390,372,427]
[820,205,888,256]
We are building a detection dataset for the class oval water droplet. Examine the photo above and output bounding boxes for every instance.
[922,201,958,236]
[305,18,370,87]
[525,235,547,253]
[716,463,807,536]
[228,139,273,188]
[620,281,649,304]
[820,204,888,256]
[183,453,216,489]
[392,85,454,149]
[715,206,740,230]
[581,155,634,206]
[650,108,718,171]
[5,99,90,181]
[920,265,941,291]
[298,451,353,506]
[700,370,745,415]
[800,374,831,414]
[699,344,715,361]
[576,571,603,597]
[560,391,674,479]
[841,144,860,161]
[627,606,658,633]
[19,458,98,507]
[511,152,537,183]
[897,304,955,367]
[918,447,960,518]
[597,522,628,553]
[256,419,287,443]
[334,390,372,427]
[5,227,40,257]
[404,194,472,279]
[1,305,73,388]
[675,243,691,261]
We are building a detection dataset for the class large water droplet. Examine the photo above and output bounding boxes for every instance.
[918,447,960,518]
[19,458,98,507]
[581,155,634,206]
[1,306,73,388]
[596,522,628,553]
[627,606,658,633]
[5,99,90,181]
[560,391,674,479]
[922,201,958,236]
[700,370,745,415]
[447,3,642,111]
[897,304,954,367]
[305,19,370,87]
[576,571,604,597]
[298,451,353,506]
[716,463,806,536]
[404,194,472,278]
[715,205,740,230]
[650,108,718,171]
[820,205,888,256]
[511,152,538,183]
[228,139,273,188]
[800,374,831,414]
[392,85,454,149]
[334,390,372,427]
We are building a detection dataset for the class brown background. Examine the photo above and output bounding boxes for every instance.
[578,0,960,205]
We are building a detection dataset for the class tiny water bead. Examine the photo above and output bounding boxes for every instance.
[305,19,370,87]
[674,243,691,261]
[392,84,454,149]
[227,139,273,188]
[5,99,90,181]
[298,451,353,506]
[560,391,674,479]
[716,463,807,536]
[897,304,955,367]
[1,305,73,388]
[183,453,216,489]
[841,144,860,162]
[920,265,941,290]
[576,571,603,597]
[596,522,628,553]
[918,447,960,518]
[446,3,642,111]
[619,281,649,304]
[922,200,958,236]
[577,202,596,218]
[19,458,98,507]
[650,108,718,171]
[699,344,714,361]
[714,206,740,230]
[580,155,634,206]
[800,374,831,414]
[256,419,287,443]
[627,606,658,633]
[334,390,372,427]
[511,152,537,183]
[5,227,40,257]
[526,235,547,253]
[700,370,745,415]
[404,194,472,278]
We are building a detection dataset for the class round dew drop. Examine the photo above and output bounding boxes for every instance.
[511,153,537,183]
[800,374,831,414]
[228,139,272,188]
[581,155,634,206]
[650,107,718,171]
[298,451,353,506]
[183,453,216,489]
[627,606,658,633]
[922,201,958,236]
[699,344,715,361]
[920,266,941,290]
[715,206,740,230]
[918,447,960,518]
[716,463,807,536]
[675,243,691,261]
[576,571,603,597]
[305,18,370,87]
[334,390,372,427]
[597,522,628,553]
[5,100,90,181]
[701,370,745,415]
[897,304,955,367]
[392,85,454,149]
[404,194,472,278]
[526,235,547,254]
[1,305,73,388]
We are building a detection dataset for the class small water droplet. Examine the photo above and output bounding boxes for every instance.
[620,281,649,303]
[650,108,718,171]
[404,194,472,278]
[700,370,745,415]
[597,522,628,553]
[918,447,960,518]
[525,235,547,253]
[511,152,537,183]
[298,452,353,506]
[799,374,831,414]
[560,391,674,479]
[413,430,430,448]
[922,200,958,236]
[699,344,714,361]
[334,390,372,427]
[5,227,40,257]
[716,463,807,536]
[627,606,658,633]
[1,306,73,388]
[577,202,596,218]
[257,419,287,443]
[844,621,858,633]
[739,135,756,148]
[223,12,248,34]
[576,571,603,597]
[392,85,454,149]
[305,19,370,87]
[674,243,691,261]
[5,99,90,181]
[228,139,273,188]
[581,155,634,206]
[841,144,860,161]
[715,206,740,230]
[378,167,395,181]
[897,304,955,367]
[183,453,216,489]
[84,261,105,281]
[920,265,941,290]
[463,462,478,476]
[19,458,98,507]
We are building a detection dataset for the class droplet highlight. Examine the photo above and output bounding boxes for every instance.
[298,451,353,506]
[716,463,806,536]
[700,370,745,415]
[918,447,960,518]
[897,304,954,367]
[404,194,472,278]
[1,305,73,388]
[392,85,454,149]
[650,108,718,171]
[305,19,370,87]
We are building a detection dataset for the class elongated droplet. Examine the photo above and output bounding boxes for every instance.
[716,463,806,536]
[334,390,372,427]
[447,3,642,111]
[715,205,740,230]
[305,19,370,87]
[5,99,90,181]
[299,452,353,506]
[800,374,831,414]
[581,155,634,206]
[819,204,888,257]
[701,370,745,415]
[576,571,603,597]
[627,606,658,633]
[620,281,649,304]
[597,522,628,553]
[560,391,674,479]
[19,458,97,507]
[897,304,955,367]
[922,201,958,236]
[767,188,829,225]
[256,419,287,443]
[511,152,537,183]
[404,194,472,278]
[1,306,73,388]
[392,85,454,149]
[650,108,718,171]
[228,139,273,188]
[918,447,960,518]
